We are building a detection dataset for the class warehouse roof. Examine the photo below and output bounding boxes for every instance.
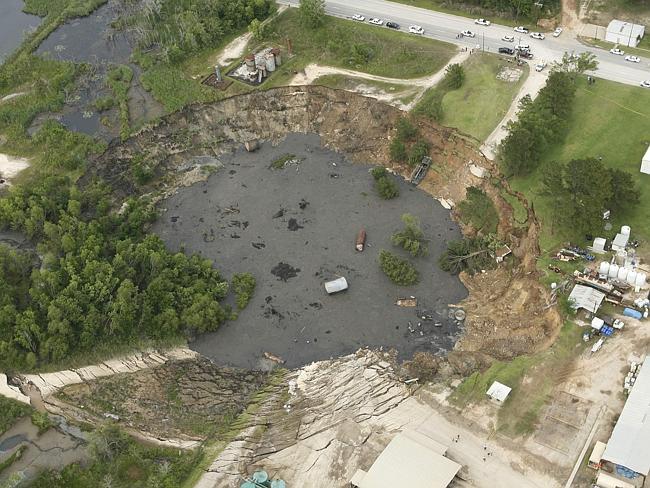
[603,357,650,475]
[607,20,645,39]
[351,430,461,488]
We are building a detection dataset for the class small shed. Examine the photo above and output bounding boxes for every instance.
[605,20,645,47]
[612,233,630,251]
[568,284,605,313]
[588,441,607,469]
[641,145,650,175]
[495,245,512,263]
[592,237,607,253]
[486,381,512,403]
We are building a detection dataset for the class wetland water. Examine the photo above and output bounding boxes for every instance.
[153,134,468,369]
[0,0,41,63]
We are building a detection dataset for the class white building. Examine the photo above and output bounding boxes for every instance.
[487,381,512,403]
[601,357,650,484]
[606,20,645,47]
[641,145,650,175]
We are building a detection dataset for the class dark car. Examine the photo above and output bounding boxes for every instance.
[519,51,533,59]
[498,47,514,55]
[386,21,399,29]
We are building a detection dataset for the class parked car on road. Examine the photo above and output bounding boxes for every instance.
[409,25,424,34]
[535,62,547,71]
[515,43,530,51]
[386,21,399,29]
[502,35,514,42]
[514,26,529,33]
[641,80,650,88]
[352,14,365,21]
[553,27,563,37]
[610,47,625,55]
[368,18,383,25]
[519,51,534,59]
[625,55,641,63]
[499,47,514,55]
[530,32,545,40]
[461,30,475,38]
[475,18,490,26]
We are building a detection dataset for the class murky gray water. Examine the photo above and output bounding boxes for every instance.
[154,134,469,369]
[0,0,41,63]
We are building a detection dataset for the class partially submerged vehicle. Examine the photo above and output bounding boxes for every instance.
[356,229,367,251]
[325,277,348,294]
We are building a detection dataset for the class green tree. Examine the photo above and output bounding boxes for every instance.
[443,63,465,89]
[248,18,267,41]
[376,176,399,199]
[458,187,499,233]
[607,168,640,213]
[389,139,407,162]
[232,273,256,310]
[378,250,419,285]
[299,0,326,27]
[391,213,428,257]
[439,237,494,275]
[395,117,418,141]
[408,140,430,167]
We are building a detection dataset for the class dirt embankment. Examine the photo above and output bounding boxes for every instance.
[87,85,561,364]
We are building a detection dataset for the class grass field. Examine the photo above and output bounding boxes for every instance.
[510,77,650,252]
[386,0,528,27]
[259,9,457,79]
[452,321,584,436]
[415,53,527,141]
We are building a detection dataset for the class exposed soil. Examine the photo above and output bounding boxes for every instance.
[54,357,269,441]
[87,85,561,367]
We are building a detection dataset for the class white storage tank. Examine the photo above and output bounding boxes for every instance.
[618,266,629,281]
[627,270,638,285]
[621,225,631,236]
[616,250,627,266]
[636,272,647,288]
[599,262,610,278]
[265,52,276,72]
[608,263,619,278]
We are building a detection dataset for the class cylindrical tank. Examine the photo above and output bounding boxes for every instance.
[608,263,619,278]
[617,267,629,281]
[627,270,638,285]
[244,54,255,72]
[599,262,610,277]
[621,225,631,236]
[271,47,282,66]
[616,251,626,266]
[265,52,276,71]
[256,56,266,71]
[636,273,647,288]
[271,481,287,488]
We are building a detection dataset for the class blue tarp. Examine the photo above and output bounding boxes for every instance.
[624,307,643,320]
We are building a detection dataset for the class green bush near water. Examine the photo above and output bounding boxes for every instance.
[378,250,419,285]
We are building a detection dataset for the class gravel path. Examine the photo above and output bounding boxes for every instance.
[153,134,467,369]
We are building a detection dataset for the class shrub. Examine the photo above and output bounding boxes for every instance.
[389,138,408,162]
[439,237,495,275]
[396,117,418,141]
[391,213,428,257]
[378,250,419,285]
[413,89,444,122]
[92,96,115,112]
[370,166,387,180]
[376,176,399,199]
[408,140,430,167]
[232,273,256,310]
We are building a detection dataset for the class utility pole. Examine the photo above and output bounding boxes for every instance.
[482,31,485,51]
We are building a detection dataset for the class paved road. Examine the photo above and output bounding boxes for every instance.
[280,0,650,86]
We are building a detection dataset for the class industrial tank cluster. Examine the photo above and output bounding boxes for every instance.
[597,225,647,292]
[242,47,282,83]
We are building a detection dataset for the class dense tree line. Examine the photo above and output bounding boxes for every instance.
[499,53,598,176]
[457,186,499,234]
[0,177,230,370]
[442,0,558,20]
[540,158,640,236]
[128,0,276,63]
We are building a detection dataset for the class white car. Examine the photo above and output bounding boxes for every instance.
[475,18,491,26]
[530,32,545,40]
[610,47,625,55]
[535,62,547,72]
[352,14,365,21]
[625,55,641,63]
[502,35,515,42]
[514,26,529,34]
[409,25,424,35]
[641,80,650,88]
[461,30,475,38]
[368,18,383,25]
[553,27,563,37]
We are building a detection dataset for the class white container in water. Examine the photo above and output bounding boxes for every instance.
[608,263,619,279]
[621,225,631,236]
[627,270,638,286]
[617,266,629,281]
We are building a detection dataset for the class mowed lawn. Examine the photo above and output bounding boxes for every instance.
[510,77,650,251]
[439,53,527,140]
[261,9,457,79]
